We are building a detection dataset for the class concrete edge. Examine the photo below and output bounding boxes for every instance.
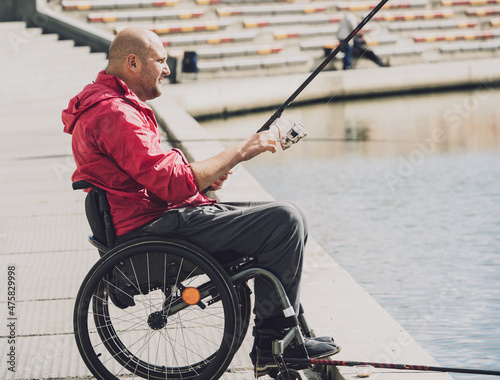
[164,58,500,118]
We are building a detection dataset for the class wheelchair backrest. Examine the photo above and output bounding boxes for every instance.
[73,180,116,250]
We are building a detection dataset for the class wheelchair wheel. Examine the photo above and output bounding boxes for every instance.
[74,238,242,380]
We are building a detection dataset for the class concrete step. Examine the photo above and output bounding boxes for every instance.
[0,64,106,85]
[1,84,95,100]
[0,80,103,105]
[0,74,101,95]
[1,39,83,55]
[4,53,101,72]
[0,79,101,101]
[0,21,26,28]
[3,51,106,70]
[0,31,64,51]
[4,53,105,69]
[0,97,82,119]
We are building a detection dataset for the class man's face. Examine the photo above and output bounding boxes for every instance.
[137,39,170,101]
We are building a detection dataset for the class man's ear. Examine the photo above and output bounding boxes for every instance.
[126,54,140,74]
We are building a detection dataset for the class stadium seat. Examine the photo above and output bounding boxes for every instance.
[115,20,231,34]
[87,9,204,22]
[337,0,427,11]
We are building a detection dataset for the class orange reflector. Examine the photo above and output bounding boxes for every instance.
[182,287,201,305]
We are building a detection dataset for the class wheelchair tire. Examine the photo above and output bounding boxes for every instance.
[74,237,242,380]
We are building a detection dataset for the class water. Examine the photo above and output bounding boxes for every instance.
[200,87,500,378]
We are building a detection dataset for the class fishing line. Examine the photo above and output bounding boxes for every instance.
[164,137,415,144]
[283,358,500,377]
[256,0,391,133]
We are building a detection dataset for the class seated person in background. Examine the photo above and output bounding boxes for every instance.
[336,11,390,69]
[337,10,358,70]
[62,27,340,376]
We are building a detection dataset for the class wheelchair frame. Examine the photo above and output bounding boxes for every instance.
[72,180,317,380]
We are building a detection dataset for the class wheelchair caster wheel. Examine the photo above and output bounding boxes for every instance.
[276,369,302,380]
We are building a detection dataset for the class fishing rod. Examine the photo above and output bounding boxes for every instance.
[256,0,390,144]
[283,358,500,377]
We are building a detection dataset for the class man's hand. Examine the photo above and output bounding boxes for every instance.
[190,131,277,191]
[209,170,233,191]
[239,131,277,161]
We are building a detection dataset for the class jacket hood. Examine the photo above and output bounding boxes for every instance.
[62,70,135,134]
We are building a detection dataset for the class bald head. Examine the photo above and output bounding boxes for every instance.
[108,27,162,73]
[106,27,170,101]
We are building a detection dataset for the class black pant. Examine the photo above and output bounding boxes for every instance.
[140,201,308,321]
[353,43,385,67]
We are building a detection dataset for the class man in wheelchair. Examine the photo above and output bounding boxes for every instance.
[63,27,339,377]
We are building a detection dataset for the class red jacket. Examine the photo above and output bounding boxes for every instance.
[62,70,215,236]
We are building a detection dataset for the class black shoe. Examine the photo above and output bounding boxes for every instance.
[252,329,340,377]
[379,58,390,67]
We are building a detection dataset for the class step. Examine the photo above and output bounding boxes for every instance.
[273,25,339,39]
[115,19,233,35]
[3,42,90,59]
[196,44,284,58]
[337,0,428,11]
[375,45,426,56]
[197,54,310,72]
[160,31,258,46]
[3,53,106,71]
[439,39,500,52]
[465,6,500,16]
[388,18,478,31]
[0,21,34,32]
[87,8,205,22]
[61,0,179,11]
[243,13,343,28]
[372,9,455,21]
[2,38,77,52]
[0,79,104,105]
[0,62,106,83]
[0,32,60,50]
[216,2,334,17]
[0,64,106,84]
[4,46,99,63]
[413,28,500,42]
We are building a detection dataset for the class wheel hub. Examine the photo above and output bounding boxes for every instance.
[147,311,167,330]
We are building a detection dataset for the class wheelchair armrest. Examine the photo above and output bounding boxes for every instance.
[73,180,95,190]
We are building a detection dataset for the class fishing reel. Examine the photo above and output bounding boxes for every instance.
[272,119,308,150]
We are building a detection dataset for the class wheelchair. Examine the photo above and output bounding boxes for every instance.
[72,180,322,380]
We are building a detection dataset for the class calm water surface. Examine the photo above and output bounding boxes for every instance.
[201,88,500,379]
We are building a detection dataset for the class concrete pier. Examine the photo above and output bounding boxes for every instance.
[0,19,460,380]
[150,94,454,380]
